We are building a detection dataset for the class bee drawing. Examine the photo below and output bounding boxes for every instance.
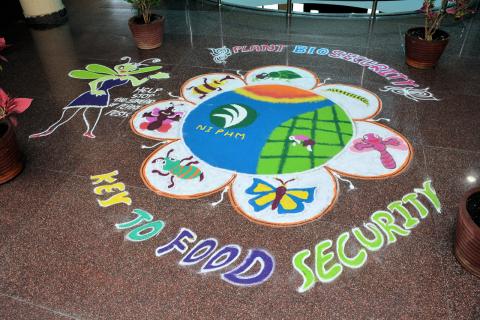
[187,75,234,99]
[254,70,302,82]
[152,149,204,188]
[246,178,315,214]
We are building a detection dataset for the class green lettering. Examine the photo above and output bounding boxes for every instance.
[387,200,419,229]
[414,180,441,213]
[315,240,343,283]
[116,209,153,230]
[352,222,385,251]
[402,193,429,219]
[336,232,367,269]
[371,210,410,244]
[126,220,165,242]
[292,249,316,293]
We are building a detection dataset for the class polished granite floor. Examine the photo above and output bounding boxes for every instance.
[1,0,480,319]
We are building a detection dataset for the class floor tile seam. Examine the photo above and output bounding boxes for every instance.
[429,205,465,294]
[27,164,153,193]
[422,144,480,156]
[177,61,244,71]
[221,8,422,25]
[398,24,406,54]
[28,165,92,181]
[313,209,441,241]
[0,292,82,319]
[201,37,367,52]
[0,166,79,258]
[339,230,451,293]
[414,105,429,174]
[285,39,371,51]
[69,57,181,70]
[430,216,458,320]
[25,168,447,244]
[172,49,193,69]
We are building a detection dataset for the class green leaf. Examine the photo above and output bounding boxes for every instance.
[85,64,117,75]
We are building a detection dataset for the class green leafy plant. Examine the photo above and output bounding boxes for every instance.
[124,0,162,24]
[421,0,474,41]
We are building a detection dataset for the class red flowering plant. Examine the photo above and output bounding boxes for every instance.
[0,88,33,126]
[0,38,33,126]
[0,37,9,71]
[421,0,474,41]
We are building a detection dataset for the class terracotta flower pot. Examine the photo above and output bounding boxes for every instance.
[0,119,24,184]
[454,187,480,278]
[405,27,449,69]
[128,15,165,50]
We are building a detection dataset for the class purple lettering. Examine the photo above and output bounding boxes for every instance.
[155,228,197,256]
[200,245,242,273]
[221,249,275,286]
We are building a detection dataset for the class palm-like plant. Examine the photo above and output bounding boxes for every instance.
[125,0,162,24]
[422,0,473,41]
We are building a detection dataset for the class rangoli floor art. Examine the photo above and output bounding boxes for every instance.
[1,0,479,319]
[131,66,413,226]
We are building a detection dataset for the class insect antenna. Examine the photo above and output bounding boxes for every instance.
[136,58,162,66]
[166,148,174,158]
[274,178,295,186]
[120,56,132,63]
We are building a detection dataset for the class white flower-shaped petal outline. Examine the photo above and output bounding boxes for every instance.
[130,65,413,227]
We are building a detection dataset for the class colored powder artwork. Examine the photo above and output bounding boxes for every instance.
[182,84,353,175]
[133,65,414,227]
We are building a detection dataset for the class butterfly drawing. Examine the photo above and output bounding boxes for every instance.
[246,178,315,214]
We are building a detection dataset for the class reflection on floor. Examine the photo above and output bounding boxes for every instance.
[0,0,479,319]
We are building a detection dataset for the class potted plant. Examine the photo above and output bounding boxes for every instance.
[0,38,33,184]
[125,0,165,50]
[405,0,472,69]
[0,37,9,71]
[0,88,33,184]
[455,187,480,278]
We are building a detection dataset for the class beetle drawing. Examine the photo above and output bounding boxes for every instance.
[152,149,205,188]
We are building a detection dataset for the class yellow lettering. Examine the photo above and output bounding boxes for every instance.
[90,170,119,185]
[196,125,207,131]
[205,126,213,133]
[224,131,234,137]
[94,182,126,196]
[215,129,224,135]
[97,191,132,207]
[235,133,246,140]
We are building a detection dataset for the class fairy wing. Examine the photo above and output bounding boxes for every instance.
[68,70,107,80]
[128,66,162,75]
[86,64,117,75]
[246,178,277,212]
[277,187,316,214]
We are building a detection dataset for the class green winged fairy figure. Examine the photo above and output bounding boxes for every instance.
[29,57,169,139]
